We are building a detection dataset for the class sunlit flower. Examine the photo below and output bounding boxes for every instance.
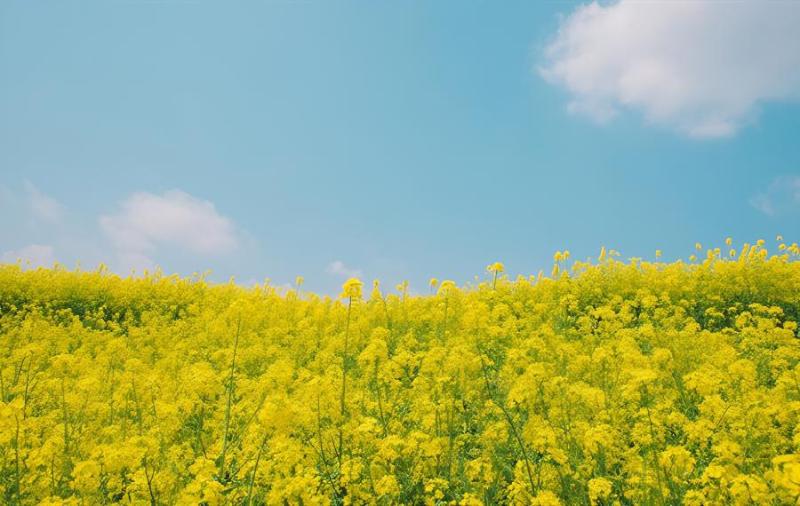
[341,277,363,299]
[438,279,456,295]
[487,262,505,273]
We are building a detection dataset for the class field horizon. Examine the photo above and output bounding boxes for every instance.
[1,239,799,504]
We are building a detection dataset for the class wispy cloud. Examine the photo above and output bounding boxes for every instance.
[750,176,800,216]
[1,244,56,268]
[99,190,240,272]
[326,260,362,279]
[1,183,62,269]
[24,181,64,224]
[540,1,800,138]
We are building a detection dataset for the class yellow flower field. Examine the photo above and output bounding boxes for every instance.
[1,241,800,505]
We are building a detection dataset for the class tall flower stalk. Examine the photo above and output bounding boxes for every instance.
[487,262,505,290]
[338,278,362,464]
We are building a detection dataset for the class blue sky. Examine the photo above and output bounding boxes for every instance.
[2,1,800,293]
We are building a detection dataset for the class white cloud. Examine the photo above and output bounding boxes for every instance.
[1,244,56,268]
[540,2,800,138]
[750,176,800,216]
[326,260,362,279]
[24,181,64,223]
[100,190,239,271]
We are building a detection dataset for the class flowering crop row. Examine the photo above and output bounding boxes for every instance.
[1,240,799,504]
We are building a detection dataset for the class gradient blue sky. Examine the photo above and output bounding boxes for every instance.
[2,1,800,293]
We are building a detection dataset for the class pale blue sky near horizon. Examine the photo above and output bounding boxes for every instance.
[2,1,800,293]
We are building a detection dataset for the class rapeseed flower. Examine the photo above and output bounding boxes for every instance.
[341,277,362,299]
[0,238,797,504]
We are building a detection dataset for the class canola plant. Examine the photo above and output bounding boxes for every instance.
[1,239,799,505]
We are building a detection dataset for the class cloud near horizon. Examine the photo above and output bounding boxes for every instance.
[24,181,64,224]
[2,183,244,275]
[100,190,240,272]
[541,1,800,138]
[326,260,363,279]
[750,176,800,216]
[0,183,62,269]
[0,244,56,268]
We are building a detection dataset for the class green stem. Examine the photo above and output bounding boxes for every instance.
[14,415,21,505]
[479,354,536,497]
[219,315,242,481]
[442,297,449,342]
[338,298,353,463]
[246,433,269,506]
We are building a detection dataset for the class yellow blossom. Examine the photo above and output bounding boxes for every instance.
[341,277,363,299]
[487,261,505,273]
[0,239,797,505]
[587,477,613,505]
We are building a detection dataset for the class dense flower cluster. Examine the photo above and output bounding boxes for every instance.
[1,240,799,505]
